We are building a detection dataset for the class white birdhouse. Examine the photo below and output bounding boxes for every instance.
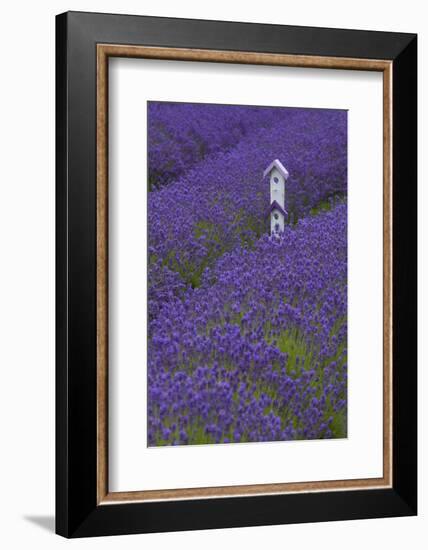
[268,201,287,234]
[264,159,289,234]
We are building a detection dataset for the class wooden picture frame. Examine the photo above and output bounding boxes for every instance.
[56,11,417,537]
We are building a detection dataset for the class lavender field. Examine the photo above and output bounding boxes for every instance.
[147,101,348,446]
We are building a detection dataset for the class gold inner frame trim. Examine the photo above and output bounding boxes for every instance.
[96,44,393,505]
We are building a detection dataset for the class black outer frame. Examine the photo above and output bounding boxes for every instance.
[56,11,417,538]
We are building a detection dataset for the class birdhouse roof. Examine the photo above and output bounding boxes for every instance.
[263,159,289,180]
[266,200,288,218]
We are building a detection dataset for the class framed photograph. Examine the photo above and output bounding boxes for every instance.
[56,11,417,537]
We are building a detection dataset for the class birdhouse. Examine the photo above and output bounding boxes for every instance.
[268,200,288,234]
[264,159,289,234]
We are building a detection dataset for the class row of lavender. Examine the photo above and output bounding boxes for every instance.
[148,106,346,310]
[147,103,348,445]
[148,206,347,445]
[148,102,275,189]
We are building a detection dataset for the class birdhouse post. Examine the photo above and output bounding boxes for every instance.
[264,159,289,234]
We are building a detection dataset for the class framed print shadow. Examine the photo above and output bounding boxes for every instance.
[56,11,417,538]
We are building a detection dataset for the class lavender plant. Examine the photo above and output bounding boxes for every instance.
[148,102,278,189]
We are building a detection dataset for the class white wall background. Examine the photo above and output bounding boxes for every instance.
[0,1,424,548]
